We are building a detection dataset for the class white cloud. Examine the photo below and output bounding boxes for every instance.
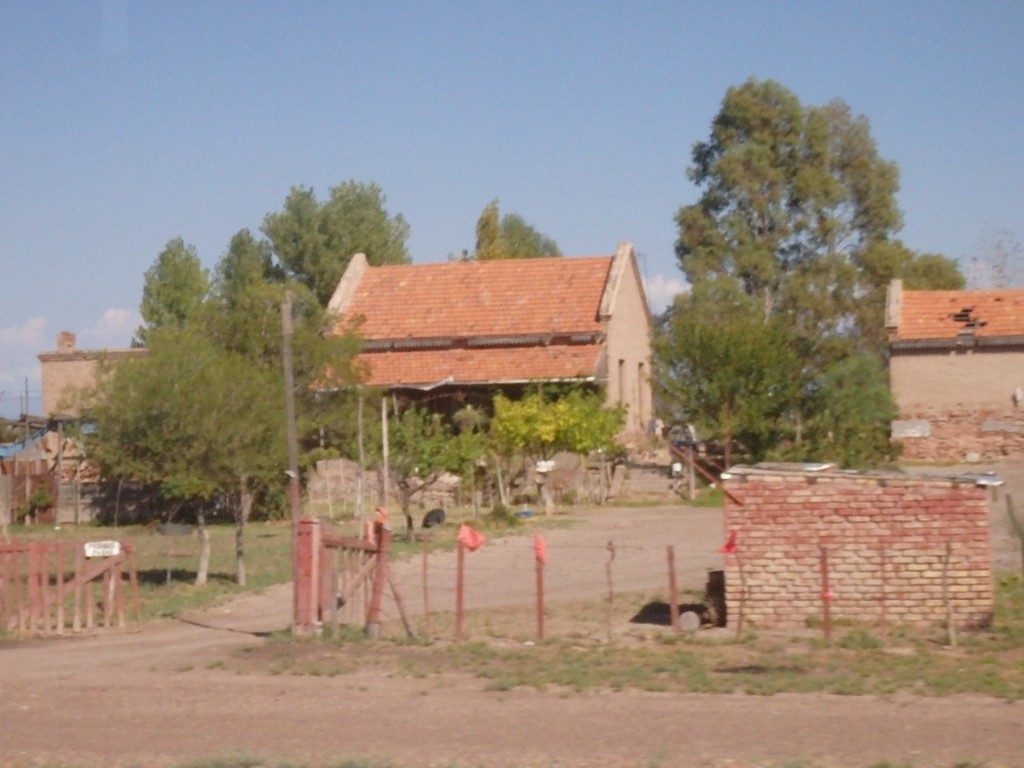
[644,274,688,314]
[0,316,47,348]
[82,307,139,348]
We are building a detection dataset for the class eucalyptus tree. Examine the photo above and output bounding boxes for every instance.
[135,237,210,345]
[474,199,561,260]
[676,78,961,363]
[262,180,410,305]
[664,79,962,465]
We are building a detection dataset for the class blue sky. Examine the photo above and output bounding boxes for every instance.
[2,1,1022,418]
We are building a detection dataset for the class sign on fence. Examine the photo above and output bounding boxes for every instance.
[84,540,121,559]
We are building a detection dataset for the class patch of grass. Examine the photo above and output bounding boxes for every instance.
[220,577,1024,702]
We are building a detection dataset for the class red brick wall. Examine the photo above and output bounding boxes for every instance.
[721,469,994,629]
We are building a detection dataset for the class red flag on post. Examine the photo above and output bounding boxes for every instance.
[456,524,486,552]
[719,531,738,554]
[533,534,547,565]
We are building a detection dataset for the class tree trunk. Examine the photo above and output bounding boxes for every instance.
[195,509,210,586]
[494,456,509,507]
[400,487,414,543]
[236,476,252,587]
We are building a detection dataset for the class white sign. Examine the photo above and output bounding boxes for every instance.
[84,540,121,559]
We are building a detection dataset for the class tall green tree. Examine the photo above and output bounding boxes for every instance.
[135,238,210,345]
[474,199,561,260]
[86,327,285,585]
[665,79,964,467]
[676,78,961,362]
[262,181,410,305]
[474,199,505,260]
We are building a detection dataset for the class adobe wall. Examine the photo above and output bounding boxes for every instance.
[38,348,146,416]
[603,246,653,434]
[890,347,1024,461]
[721,468,994,629]
[893,408,1024,462]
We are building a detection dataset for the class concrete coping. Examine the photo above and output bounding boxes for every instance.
[721,462,1003,488]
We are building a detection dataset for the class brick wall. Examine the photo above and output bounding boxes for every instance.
[721,467,994,629]
[894,407,1024,462]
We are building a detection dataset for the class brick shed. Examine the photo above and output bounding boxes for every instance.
[720,464,999,629]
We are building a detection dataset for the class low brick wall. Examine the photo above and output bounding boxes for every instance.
[721,466,995,629]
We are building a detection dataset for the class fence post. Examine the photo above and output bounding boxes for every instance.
[819,545,832,643]
[535,551,545,642]
[294,516,321,633]
[605,540,616,643]
[667,545,680,633]
[365,522,390,638]
[455,540,466,641]
[422,536,431,638]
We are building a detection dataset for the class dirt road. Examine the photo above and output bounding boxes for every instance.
[1,498,1021,768]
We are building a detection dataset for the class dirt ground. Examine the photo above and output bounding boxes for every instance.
[2,462,1023,768]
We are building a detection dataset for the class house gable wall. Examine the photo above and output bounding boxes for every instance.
[602,243,653,434]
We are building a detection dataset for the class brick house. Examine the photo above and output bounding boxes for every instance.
[885,279,1024,461]
[327,242,654,435]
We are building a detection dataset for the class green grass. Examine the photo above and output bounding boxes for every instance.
[220,577,1024,702]
[10,511,1024,704]
[3,506,540,622]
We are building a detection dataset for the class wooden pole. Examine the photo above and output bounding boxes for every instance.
[605,540,616,643]
[385,566,415,638]
[819,545,832,643]
[943,541,957,648]
[879,545,888,635]
[735,554,746,639]
[365,523,390,638]
[455,540,466,641]
[535,553,545,642]
[281,292,303,631]
[422,536,431,638]
[380,396,389,506]
[667,545,680,633]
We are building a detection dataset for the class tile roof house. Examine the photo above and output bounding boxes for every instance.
[885,279,1024,460]
[327,242,653,435]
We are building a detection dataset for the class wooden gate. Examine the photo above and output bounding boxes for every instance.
[0,539,141,635]
[294,516,411,637]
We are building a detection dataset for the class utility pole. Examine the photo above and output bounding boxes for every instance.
[281,292,303,629]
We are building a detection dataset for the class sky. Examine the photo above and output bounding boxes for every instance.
[2,1,1022,418]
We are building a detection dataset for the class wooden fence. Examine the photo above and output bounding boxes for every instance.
[0,539,141,635]
[294,516,412,636]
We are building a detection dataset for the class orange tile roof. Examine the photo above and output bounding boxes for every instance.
[342,256,612,340]
[359,343,604,388]
[894,288,1024,341]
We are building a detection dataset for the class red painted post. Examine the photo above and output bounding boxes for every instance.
[365,522,390,638]
[820,545,832,643]
[294,516,321,632]
[535,554,545,641]
[454,541,466,641]
[667,545,680,633]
